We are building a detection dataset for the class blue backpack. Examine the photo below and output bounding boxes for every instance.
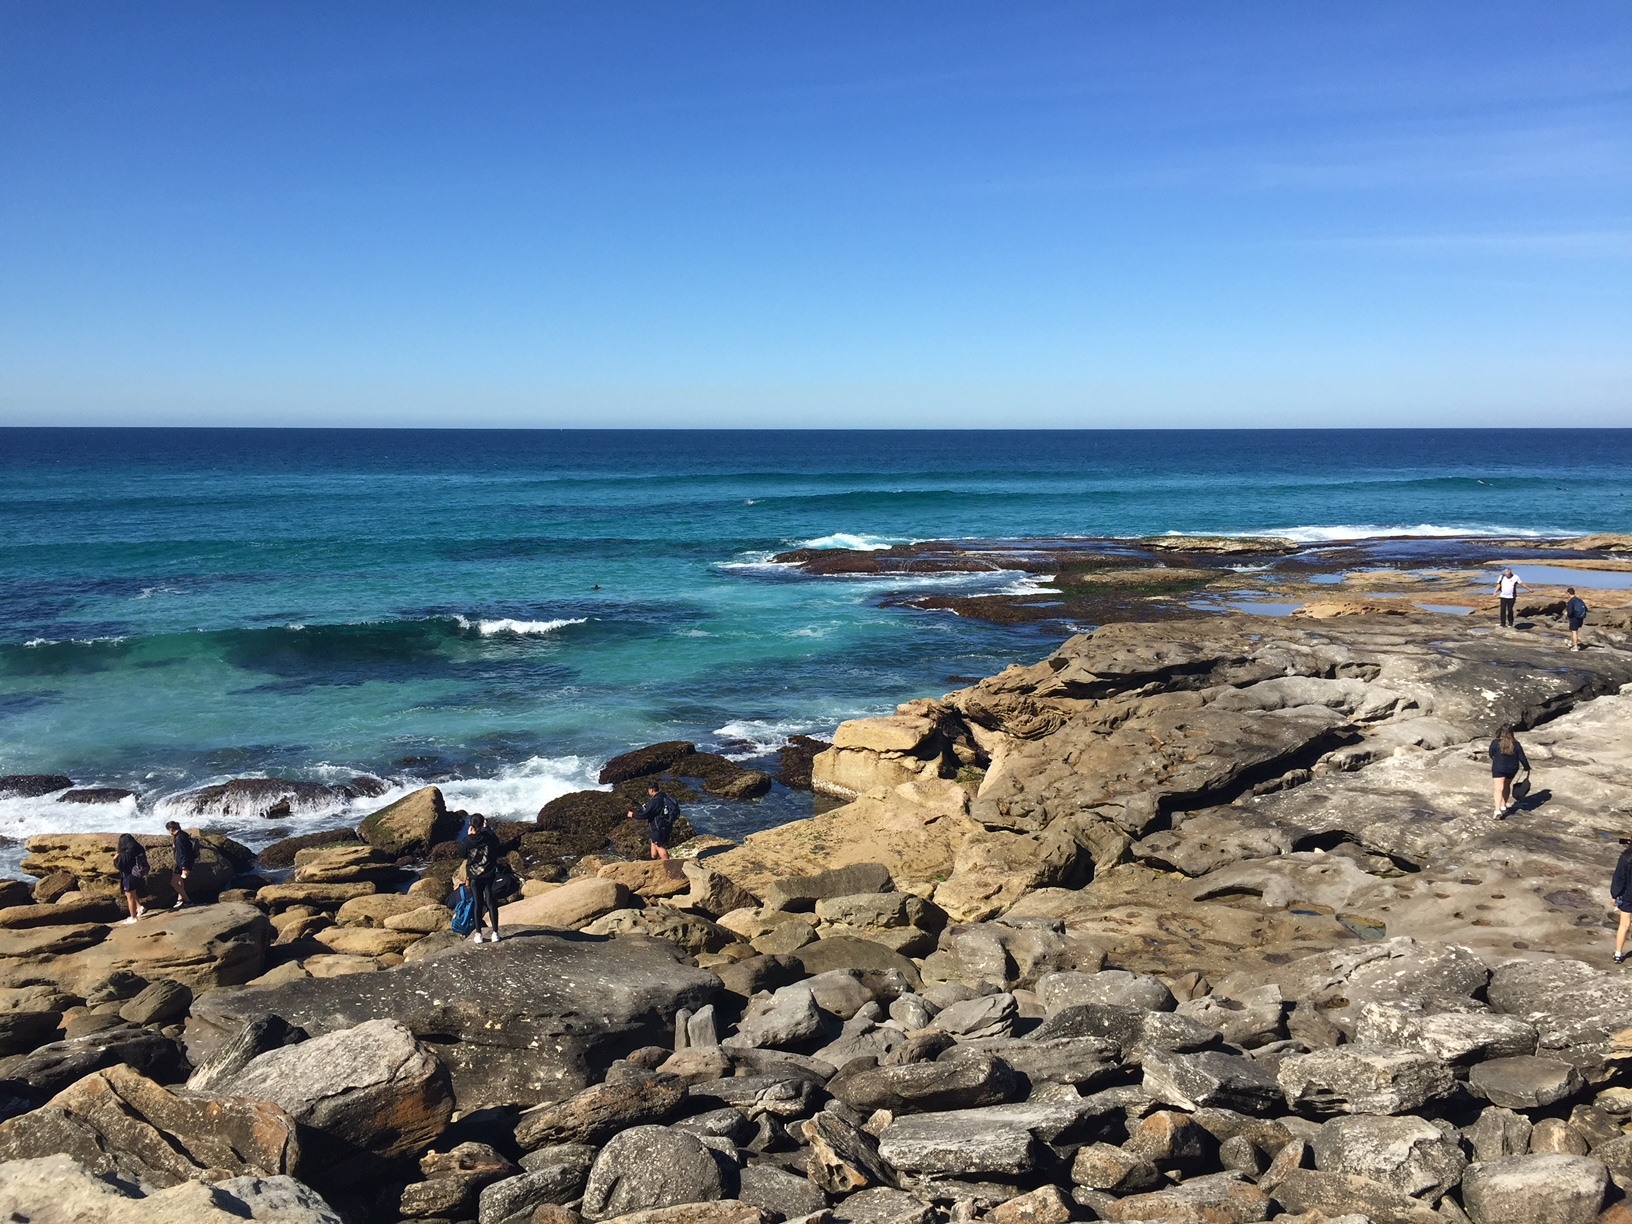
[449,884,477,936]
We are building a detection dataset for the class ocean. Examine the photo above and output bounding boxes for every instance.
[3,427,1629,870]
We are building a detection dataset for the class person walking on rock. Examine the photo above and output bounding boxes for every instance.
[1612,841,1632,964]
[1565,586,1589,651]
[627,783,680,861]
[1495,568,1528,629]
[1489,724,1531,819]
[113,833,149,925]
[459,813,503,943]
[165,821,197,908]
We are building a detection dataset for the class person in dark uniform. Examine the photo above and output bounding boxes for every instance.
[1612,840,1632,964]
[1489,724,1530,819]
[114,833,149,925]
[165,821,197,908]
[459,814,504,943]
[627,784,680,861]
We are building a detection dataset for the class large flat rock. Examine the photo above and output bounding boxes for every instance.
[186,930,720,1111]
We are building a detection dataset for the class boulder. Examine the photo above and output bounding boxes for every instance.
[0,1023,183,1106]
[1463,1105,1534,1163]
[481,1163,594,1224]
[583,906,736,955]
[1034,1000,1220,1055]
[516,1073,688,1149]
[989,1184,1072,1224]
[1176,986,1287,1049]
[1460,1153,1609,1224]
[187,1014,309,1092]
[802,1107,896,1193]
[875,1099,1086,1177]
[0,1153,343,1224]
[1071,1142,1163,1193]
[939,1035,1121,1090]
[256,882,376,910]
[678,862,759,916]
[385,904,453,933]
[0,1063,300,1187]
[1355,1000,1538,1063]
[118,978,193,1026]
[581,1125,726,1220]
[291,845,400,884]
[1036,969,1175,1013]
[1487,956,1632,1076]
[0,773,72,798]
[399,1141,517,1218]
[334,891,427,926]
[216,1018,453,1179]
[726,983,827,1050]
[737,1164,827,1219]
[0,895,124,928]
[1142,1049,1283,1115]
[766,863,894,912]
[601,741,697,784]
[1267,1168,1440,1224]
[794,936,923,989]
[21,832,243,903]
[357,785,456,856]
[689,1074,822,1120]
[600,859,691,898]
[928,992,1017,1040]
[1312,1114,1467,1203]
[1096,1172,1273,1223]
[0,1008,60,1057]
[186,931,719,1110]
[1277,1044,1455,1116]
[501,877,634,930]
[1124,1109,1221,1174]
[1468,1055,1585,1109]
[829,1054,1024,1114]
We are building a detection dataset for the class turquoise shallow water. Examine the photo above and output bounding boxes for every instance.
[2,427,1629,863]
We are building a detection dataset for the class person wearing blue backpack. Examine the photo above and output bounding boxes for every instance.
[459,814,504,943]
[1565,587,1589,652]
[627,784,680,861]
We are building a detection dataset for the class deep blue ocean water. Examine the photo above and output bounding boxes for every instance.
[2,427,1629,864]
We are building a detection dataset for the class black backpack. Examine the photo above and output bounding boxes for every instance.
[650,794,680,841]
[1567,596,1588,621]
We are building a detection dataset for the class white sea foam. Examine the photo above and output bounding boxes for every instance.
[454,616,588,636]
[794,533,910,551]
[1238,524,1558,543]
[711,719,821,759]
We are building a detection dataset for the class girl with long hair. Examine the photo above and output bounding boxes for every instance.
[1488,724,1530,819]
[1612,841,1632,965]
[113,832,149,925]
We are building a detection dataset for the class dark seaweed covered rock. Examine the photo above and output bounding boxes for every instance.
[0,775,71,799]
[600,742,697,785]
[777,736,832,791]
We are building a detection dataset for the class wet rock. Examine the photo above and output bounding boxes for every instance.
[215,1018,453,1179]
[357,785,457,857]
[0,1023,183,1106]
[255,829,363,870]
[581,1125,727,1221]
[189,930,718,1111]
[1460,1153,1609,1224]
[1468,1055,1585,1109]
[1268,1168,1440,1224]
[1142,1049,1283,1115]
[777,735,832,791]
[829,1054,1023,1114]
[601,741,698,785]
[737,1164,828,1219]
[1277,1044,1455,1116]
[516,1073,687,1149]
[1312,1114,1467,1203]
[0,773,72,798]
[0,1063,300,1188]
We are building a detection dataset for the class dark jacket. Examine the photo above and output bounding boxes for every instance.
[1614,854,1632,904]
[1489,738,1530,777]
[1567,596,1588,622]
[460,825,502,884]
[114,845,149,880]
[171,830,198,871]
[637,792,681,843]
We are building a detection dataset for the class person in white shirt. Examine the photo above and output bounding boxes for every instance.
[1495,568,1528,629]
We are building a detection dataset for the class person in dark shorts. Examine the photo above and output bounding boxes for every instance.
[627,784,680,861]
[1494,568,1527,628]
[165,820,197,908]
[1565,587,1588,652]
[114,833,149,925]
[459,814,503,943]
[1612,840,1632,964]
[1489,724,1530,819]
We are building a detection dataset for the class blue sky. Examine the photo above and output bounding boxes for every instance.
[1,2,1627,427]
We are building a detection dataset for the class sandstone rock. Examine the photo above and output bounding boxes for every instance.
[988,1185,1071,1224]
[516,1073,687,1149]
[291,845,400,884]
[357,785,455,856]
[216,1018,453,1177]
[481,1163,596,1224]
[118,978,192,1026]
[501,878,634,929]
[312,925,419,957]
[1177,986,1287,1048]
[767,863,894,912]
[335,891,427,926]
[0,1153,343,1224]
[0,1008,60,1057]
[585,906,737,955]
[186,1014,308,1093]
[0,895,124,928]
[1096,1172,1273,1223]
[0,1063,300,1187]
[1487,949,1632,1075]
[927,993,1017,1040]
[794,936,923,989]
[829,1054,1023,1114]
[1312,1114,1466,1203]
[257,881,377,910]
[1277,1044,1455,1116]
[21,832,245,904]
[601,859,691,898]
[678,862,759,916]
[1468,1055,1585,1109]
[803,1107,896,1193]
[1034,1000,1220,1055]
[829,1186,929,1224]
[690,1074,821,1120]
[1036,968,1175,1013]
[1268,1168,1440,1224]
[1356,1000,1538,1064]
[728,983,827,1050]
[1070,1142,1163,1192]
[1463,1105,1533,1163]
[737,1164,828,1220]
[187,932,719,1111]
[598,1205,763,1224]
[0,1023,183,1106]
[816,892,937,932]
[1460,1153,1609,1224]
[581,1125,726,1221]
[1124,1109,1221,1174]
[385,903,454,933]
[875,1099,1085,1177]
[1142,1049,1283,1115]
[516,1142,597,1197]
[716,953,804,999]
[938,1035,1120,1090]
[1528,1116,1589,1155]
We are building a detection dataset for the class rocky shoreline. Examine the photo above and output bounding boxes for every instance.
[5,585,1632,1222]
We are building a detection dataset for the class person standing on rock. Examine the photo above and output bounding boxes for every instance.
[459,814,503,943]
[113,833,149,924]
[165,821,197,908]
[1489,724,1531,818]
[1495,568,1528,629]
[627,783,679,861]
[1612,841,1632,964]
[1564,587,1588,651]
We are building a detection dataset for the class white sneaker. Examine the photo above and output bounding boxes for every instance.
[470,930,484,943]
[122,916,137,925]
[172,898,185,909]
[489,930,501,942]
[136,905,147,917]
